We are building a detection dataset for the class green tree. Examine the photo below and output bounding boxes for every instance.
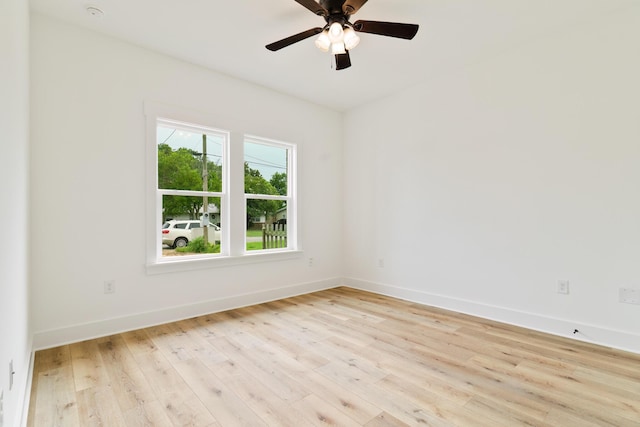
[158,142,222,221]
[270,172,287,196]
[244,163,281,227]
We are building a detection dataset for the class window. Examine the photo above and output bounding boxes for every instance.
[156,119,227,258]
[145,103,299,271]
[244,137,295,252]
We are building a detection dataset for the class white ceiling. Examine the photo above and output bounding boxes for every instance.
[29,0,637,111]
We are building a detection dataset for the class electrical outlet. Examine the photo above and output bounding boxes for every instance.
[104,280,115,294]
[557,280,570,295]
[308,258,313,267]
[378,258,384,268]
[619,288,640,304]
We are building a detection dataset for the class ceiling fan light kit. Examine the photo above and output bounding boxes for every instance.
[266,0,418,70]
[343,27,360,50]
[328,22,344,42]
[315,31,331,51]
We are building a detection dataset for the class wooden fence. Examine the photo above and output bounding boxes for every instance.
[262,223,287,249]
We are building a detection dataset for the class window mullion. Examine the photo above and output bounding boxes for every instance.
[244,194,287,202]
[159,189,222,198]
[228,131,245,257]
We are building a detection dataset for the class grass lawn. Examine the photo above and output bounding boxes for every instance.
[246,241,263,250]
[246,229,262,238]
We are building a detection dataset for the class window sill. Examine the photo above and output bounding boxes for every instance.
[146,250,303,275]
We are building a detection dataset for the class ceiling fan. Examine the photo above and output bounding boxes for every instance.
[266,0,419,70]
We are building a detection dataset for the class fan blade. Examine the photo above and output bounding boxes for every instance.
[266,27,323,51]
[335,51,351,70]
[353,20,419,40]
[294,0,328,16]
[343,0,368,15]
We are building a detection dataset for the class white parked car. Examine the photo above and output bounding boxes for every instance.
[162,220,221,248]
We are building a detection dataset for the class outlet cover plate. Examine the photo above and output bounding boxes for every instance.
[619,288,640,304]
[104,280,115,294]
[557,280,570,294]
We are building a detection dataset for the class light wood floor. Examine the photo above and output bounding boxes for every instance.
[28,287,640,426]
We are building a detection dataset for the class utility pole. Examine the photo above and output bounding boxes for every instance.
[202,134,209,245]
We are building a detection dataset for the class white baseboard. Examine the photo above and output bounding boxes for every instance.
[30,276,640,354]
[343,277,640,355]
[19,347,35,427]
[32,278,341,351]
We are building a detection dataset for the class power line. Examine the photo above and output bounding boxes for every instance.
[160,131,285,172]
[159,129,223,149]
[160,129,176,145]
[244,153,285,169]
[246,160,286,171]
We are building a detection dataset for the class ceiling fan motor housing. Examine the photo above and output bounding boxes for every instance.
[318,0,352,29]
[319,0,350,16]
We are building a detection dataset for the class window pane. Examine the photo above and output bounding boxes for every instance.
[158,125,224,192]
[162,195,222,256]
[246,199,287,251]
[244,141,287,195]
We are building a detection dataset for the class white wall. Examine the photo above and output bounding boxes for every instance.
[344,7,640,352]
[26,4,640,357]
[29,14,344,349]
[0,0,31,425]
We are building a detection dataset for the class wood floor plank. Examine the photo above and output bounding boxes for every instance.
[96,334,157,414]
[290,393,362,427]
[378,374,497,427]
[312,336,388,382]
[364,340,475,405]
[75,386,128,427]
[572,365,640,397]
[463,395,554,427]
[233,303,333,366]
[121,399,176,427]
[239,319,330,369]
[173,317,229,365]
[299,371,382,425]
[132,345,217,426]
[208,335,310,402]
[29,344,74,421]
[544,407,607,427]
[172,357,268,427]
[465,354,556,419]
[324,290,459,334]
[69,340,109,392]
[161,393,220,427]
[512,362,640,426]
[224,372,308,426]
[364,411,411,427]
[120,329,157,355]
[145,322,196,364]
[315,361,453,427]
[33,345,72,373]
[31,366,80,427]
[28,287,640,426]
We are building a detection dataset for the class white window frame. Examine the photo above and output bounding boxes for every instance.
[244,135,297,253]
[145,102,301,274]
[156,118,228,255]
